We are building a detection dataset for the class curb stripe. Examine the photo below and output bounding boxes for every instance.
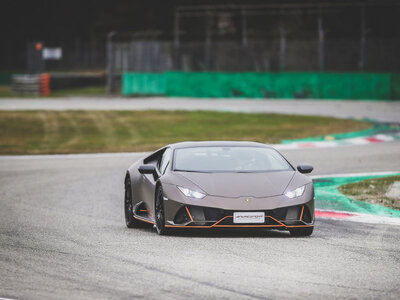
[315,210,355,219]
[315,209,400,226]
[274,133,398,150]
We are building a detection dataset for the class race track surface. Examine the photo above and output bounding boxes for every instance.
[1,142,400,299]
[1,97,400,122]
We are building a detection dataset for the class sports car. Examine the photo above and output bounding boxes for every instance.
[124,141,314,236]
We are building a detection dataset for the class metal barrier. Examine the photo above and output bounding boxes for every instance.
[12,74,50,96]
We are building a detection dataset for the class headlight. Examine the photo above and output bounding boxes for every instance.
[285,185,305,199]
[177,186,206,199]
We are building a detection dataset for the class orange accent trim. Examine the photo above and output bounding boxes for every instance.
[164,214,314,229]
[165,224,314,229]
[212,215,231,226]
[165,225,211,228]
[214,225,283,228]
[139,209,148,212]
[266,215,285,226]
[185,206,193,222]
[133,215,155,224]
[300,206,304,221]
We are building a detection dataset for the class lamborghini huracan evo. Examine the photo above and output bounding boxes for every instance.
[124,141,314,236]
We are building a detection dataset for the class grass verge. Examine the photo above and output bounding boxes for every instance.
[339,176,400,210]
[0,110,370,155]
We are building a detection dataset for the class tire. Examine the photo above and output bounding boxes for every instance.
[289,226,314,237]
[155,185,171,235]
[124,175,144,228]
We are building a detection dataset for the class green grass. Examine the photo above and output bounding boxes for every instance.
[50,86,106,97]
[0,86,13,97]
[0,110,370,155]
[339,176,400,210]
[0,85,106,98]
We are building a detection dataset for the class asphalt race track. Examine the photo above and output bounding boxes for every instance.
[1,141,400,299]
[1,98,399,122]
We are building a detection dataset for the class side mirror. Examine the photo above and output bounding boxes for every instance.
[138,165,160,181]
[297,164,313,174]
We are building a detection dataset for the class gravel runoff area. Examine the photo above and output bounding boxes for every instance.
[0,97,399,122]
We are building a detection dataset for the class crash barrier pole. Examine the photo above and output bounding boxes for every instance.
[38,73,51,96]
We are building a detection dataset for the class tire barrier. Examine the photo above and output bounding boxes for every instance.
[12,73,51,96]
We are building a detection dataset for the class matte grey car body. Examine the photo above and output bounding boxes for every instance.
[124,141,315,236]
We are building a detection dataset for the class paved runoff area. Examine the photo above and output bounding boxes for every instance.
[1,141,400,299]
[1,97,400,122]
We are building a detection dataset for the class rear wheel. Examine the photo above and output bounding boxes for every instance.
[124,176,144,228]
[155,186,171,235]
[289,227,314,237]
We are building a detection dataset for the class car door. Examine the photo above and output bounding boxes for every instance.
[140,148,171,217]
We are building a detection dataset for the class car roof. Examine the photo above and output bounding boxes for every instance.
[168,141,272,150]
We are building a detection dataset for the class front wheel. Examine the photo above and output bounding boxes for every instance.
[124,176,144,228]
[155,186,171,235]
[289,226,314,237]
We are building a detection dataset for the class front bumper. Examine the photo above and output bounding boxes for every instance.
[164,199,314,229]
[160,182,314,229]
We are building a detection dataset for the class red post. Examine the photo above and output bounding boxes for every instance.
[39,73,51,96]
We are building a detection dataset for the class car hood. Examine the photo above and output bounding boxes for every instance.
[176,170,295,198]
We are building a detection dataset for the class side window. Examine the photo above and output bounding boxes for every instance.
[159,148,172,175]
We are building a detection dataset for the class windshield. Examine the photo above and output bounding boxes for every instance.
[173,146,292,173]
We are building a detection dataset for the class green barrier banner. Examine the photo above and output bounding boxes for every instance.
[122,72,400,100]
[122,73,166,96]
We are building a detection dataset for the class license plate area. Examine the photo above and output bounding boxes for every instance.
[233,212,265,224]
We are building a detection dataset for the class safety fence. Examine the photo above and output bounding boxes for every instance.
[122,72,400,100]
[108,38,400,94]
